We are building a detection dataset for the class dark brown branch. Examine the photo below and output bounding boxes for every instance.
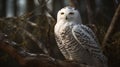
[0,40,94,67]
[102,4,120,48]
[0,41,26,65]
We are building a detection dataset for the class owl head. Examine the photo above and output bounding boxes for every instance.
[57,6,82,23]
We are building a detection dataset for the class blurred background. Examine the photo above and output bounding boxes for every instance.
[0,0,120,67]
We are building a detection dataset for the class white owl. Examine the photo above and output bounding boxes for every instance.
[54,6,107,67]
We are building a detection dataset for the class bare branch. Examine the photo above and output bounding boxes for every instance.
[0,41,26,65]
[0,39,94,67]
[102,4,120,48]
[22,29,48,54]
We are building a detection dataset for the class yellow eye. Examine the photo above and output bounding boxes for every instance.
[61,12,64,15]
[69,12,74,15]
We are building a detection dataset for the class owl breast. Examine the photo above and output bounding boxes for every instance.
[57,24,94,63]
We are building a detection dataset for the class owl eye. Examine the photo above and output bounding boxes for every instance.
[61,12,64,15]
[69,12,74,15]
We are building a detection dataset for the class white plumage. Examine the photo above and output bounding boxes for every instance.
[54,6,107,67]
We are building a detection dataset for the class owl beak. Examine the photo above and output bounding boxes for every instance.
[66,16,68,20]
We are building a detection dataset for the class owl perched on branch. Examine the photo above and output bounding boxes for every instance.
[54,6,107,67]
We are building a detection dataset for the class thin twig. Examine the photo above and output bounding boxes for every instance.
[22,28,48,54]
[102,4,120,48]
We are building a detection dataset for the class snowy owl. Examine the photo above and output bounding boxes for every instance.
[54,6,107,67]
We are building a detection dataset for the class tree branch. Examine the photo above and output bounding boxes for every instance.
[0,41,26,65]
[0,40,92,67]
[22,29,48,54]
[102,4,120,48]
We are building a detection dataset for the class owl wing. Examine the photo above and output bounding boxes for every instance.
[80,24,99,44]
[72,24,107,63]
